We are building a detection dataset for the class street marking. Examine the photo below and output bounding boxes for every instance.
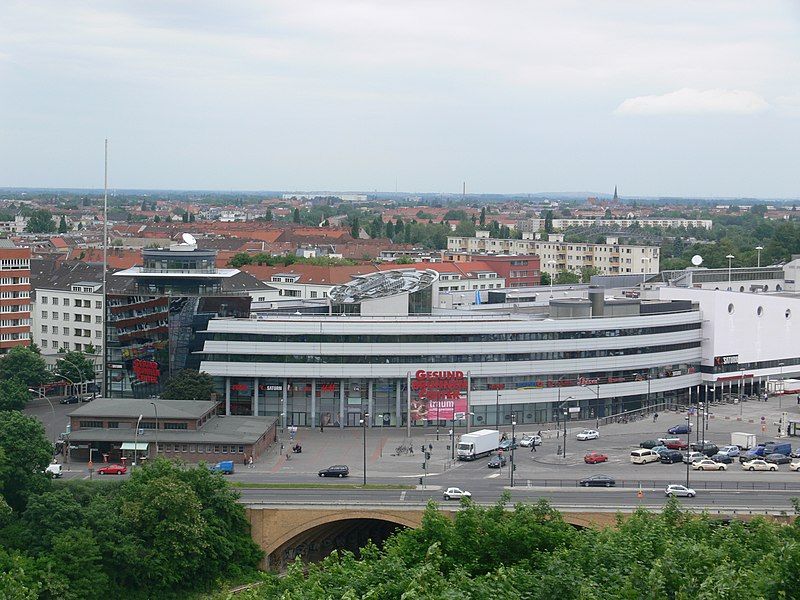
[400,491,407,501]
[486,473,501,479]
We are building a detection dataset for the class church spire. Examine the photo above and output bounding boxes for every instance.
[613,185,618,201]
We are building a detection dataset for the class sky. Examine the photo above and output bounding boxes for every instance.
[0,1,799,198]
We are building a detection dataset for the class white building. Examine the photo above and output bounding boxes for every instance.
[524,217,712,231]
[447,232,659,277]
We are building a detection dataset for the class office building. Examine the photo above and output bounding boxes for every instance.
[0,240,31,353]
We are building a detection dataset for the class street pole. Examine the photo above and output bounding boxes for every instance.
[685,409,691,488]
[779,362,785,409]
[726,254,734,289]
[739,370,745,417]
[450,428,454,460]
[134,414,143,468]
[149,401,159,456]
[510,420,516,487]
[495,389,500,431]
[29,388,57,445]
[756,246,763,268]
[360,415,367,486]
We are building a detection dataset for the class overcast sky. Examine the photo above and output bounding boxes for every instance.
[1,1,799,197]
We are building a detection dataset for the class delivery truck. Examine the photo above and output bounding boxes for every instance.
[731,432,757,450]
[457,429,500,461]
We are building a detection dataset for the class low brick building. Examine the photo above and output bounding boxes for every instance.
[67,398,277,464]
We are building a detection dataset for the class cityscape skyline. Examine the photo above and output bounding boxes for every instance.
[1,2,798,197]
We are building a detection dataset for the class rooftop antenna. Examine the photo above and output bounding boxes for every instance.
[101,139,108,397]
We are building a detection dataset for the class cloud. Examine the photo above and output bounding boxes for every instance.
[615,88,771,115]
[775,95,800,117]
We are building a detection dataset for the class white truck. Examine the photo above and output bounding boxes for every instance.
[731,432,757,450]
[457,429,500,461]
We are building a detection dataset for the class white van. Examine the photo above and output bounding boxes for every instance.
[45,463,63,478]
[630,449,660,464]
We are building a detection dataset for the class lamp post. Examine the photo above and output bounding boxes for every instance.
[149,401,159,456]
[580,383,601,428]
[54,371,76,398]
[360,413,368,486]
[58,353,92,395]
[133,414,143,468]
[726,254,735,289]
[495,388,501,431]
[510,420,516,487]
[28,388,56,444]
[779,363,785,409]
[640,257,651,287]
[450,428,455,460]
[547,260,556,295]
[561,396,574,458]
[756,246,763,268]
[739,369,745,417]
[685,408,691,488]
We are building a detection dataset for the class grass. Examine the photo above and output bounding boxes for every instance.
[229,482,413,490]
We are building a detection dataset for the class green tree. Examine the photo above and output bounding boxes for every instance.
[0,347,50,388]
[292,208,301,223]
[0,411,53,511]
[58,215,68,233]
[24,210,57,233]
[55,351,96,385]
[350,216,360,239]
[479,206,486,227]
[161,370,215,401]
[228,252,253,268]
[265,208,273,221]
[544,210,554,233]
[153,215,161,223]
[555,271,581,284]
[579,266,600,283]
[454,220,476,237]
[0,378,31,412]
[540,272,551,286]
[385,220,395,239]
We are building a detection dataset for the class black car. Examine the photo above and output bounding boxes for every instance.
[765,453,791,465]
[660,450,684,464]
[710,453,733,464]
[488,455,507,468]
[498,440,518,452]
[667,424,692,435]
[579,474,616,488]
[690,442,719,457]
[640,439,659,449]
[59,396,80,405]
[318,465,349,478]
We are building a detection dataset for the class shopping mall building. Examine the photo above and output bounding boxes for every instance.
[199,269,705,429]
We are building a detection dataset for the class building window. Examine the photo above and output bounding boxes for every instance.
[79,420,103,428]
[63,313,69,321]
[95,316,102,323]
[41,340,48,348]
[214,445,220,453]
[63,298,70,306]
[63,327,69,335]
[95,331,102,338]
[238,445,245,453]
[181,444,187,452]
[222,445,229,453]
[52,312,58,320]
[96,301,102,309]
[41,311,47,319]
[41,325,47,333]
[163,422,188,430]
[52,298,59,305]
[189,444,196,453]
[107,421,119,428]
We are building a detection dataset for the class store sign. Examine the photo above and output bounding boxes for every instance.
[320,382,336,393]
[230,383,249,392]
[132,359,160,384]
[411,370,468,420]
[259,384,282,392]
[714,355,739,367]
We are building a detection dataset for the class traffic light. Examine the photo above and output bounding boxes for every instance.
[425,452,431,460]
[512,464,517,471]
[422,462,427,470]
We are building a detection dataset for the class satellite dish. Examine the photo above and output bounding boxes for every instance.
[691,255,703,266]
[182,233,197,246]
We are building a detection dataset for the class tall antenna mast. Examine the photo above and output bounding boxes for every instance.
[101,139,108,397]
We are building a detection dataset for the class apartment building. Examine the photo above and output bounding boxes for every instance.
[30,260,104,379]
[447,232,659,277]
[0,240,32,353]
[522,217,712,231]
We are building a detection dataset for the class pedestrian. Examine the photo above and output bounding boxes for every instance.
[320,422,324,432]
[653,412,659,422]
[409,445,414,454]
[428,443,433,452]
[248,455,254,469]
[243,454,247,466]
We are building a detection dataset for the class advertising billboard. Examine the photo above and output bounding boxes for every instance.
[410,369,467,420]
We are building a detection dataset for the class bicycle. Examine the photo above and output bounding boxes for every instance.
[395,445,408,456]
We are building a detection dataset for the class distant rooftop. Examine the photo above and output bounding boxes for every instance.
[328,268,438,304]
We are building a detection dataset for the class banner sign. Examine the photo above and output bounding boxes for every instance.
[132,360,160,384]
[714,355,739,367]
[411,370,468,420]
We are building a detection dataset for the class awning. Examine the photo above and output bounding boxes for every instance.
[120,442,149,451]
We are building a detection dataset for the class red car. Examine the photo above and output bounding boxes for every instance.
[97,464,127,475]
[584,452,609,464]
[666,440,689,450]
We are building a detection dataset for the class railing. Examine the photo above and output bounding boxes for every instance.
[523,479,800,492]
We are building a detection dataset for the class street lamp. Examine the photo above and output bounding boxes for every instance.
[133,414,143,468]
[640,257,651,287]
[360,413,368,486]
[560,396,574,458]
[580,382,601,428]
[726,254,735,289]
[685,408,691,488]
[54,371,75,397]
[756,246,763,268]
[510,420,517,488]
[28,388,56,444]
[739,369,745,417]
[779,363,785,409]
[547,260,556,295]
[149,401,159,456]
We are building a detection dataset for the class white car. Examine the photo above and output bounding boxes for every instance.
[790,461,800,472]
[742,459,777,472]
[443,487,472,500]
[519,434,542,448]
[692,459,727,471]
[44,463,62,478]
[665,484,696,498]
[576,429,599,441]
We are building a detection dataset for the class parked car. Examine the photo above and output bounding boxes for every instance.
[741,459,777,472]
[790,460,800,472]
[650,445,670,456]
[765,453,792,465]
[739,446,767,463]
[519,434,542,448]
[44,463,62,478]
[639,439,660,449]
[660,450,684,464]
[576,429,599,441]
[442,487,471,500]
[683,451,706,464]
[630,449,661,464]
[488,455,507,468]
[665,440,689,450]
[690,442,719,457]
[97,464,127,475]
[668,424,692,435]
[658,437,681,446]
[665,484,696,498]
[710,453,733,465]
[579,474,616,487]
[718,445,740,457]
[210,460,234,474]
[59,395,80,405]
[498,439,518,452]
[584,451,608,464]
[763,442,792,456]
[692,459,727,471]
[318,465,350,478]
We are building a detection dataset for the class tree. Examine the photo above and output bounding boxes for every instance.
[228,252,253,268]
[0,378,31,411]
[544,210,554,233]
[554,271,581,284]
[579,266,600,283]
[265,208,273,221]
[153,215,161,223]
[385,221,395,239]
[0,412,53,511]
[161,370,215,401]
[479,206,486,227]
[293,208,301,223]
[55,351,95,385]
[24,210,57,233]
[0,347,50,388]
[350,216,360,239]
[540,272,551,286]
[58,215,68,233]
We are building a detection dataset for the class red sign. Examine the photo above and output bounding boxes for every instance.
[132,359,160,383]
[230,383,249,392]
[320,383,336,393]
[411,370,468,420]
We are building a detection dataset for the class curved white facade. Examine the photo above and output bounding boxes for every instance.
[200,305,702,429]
